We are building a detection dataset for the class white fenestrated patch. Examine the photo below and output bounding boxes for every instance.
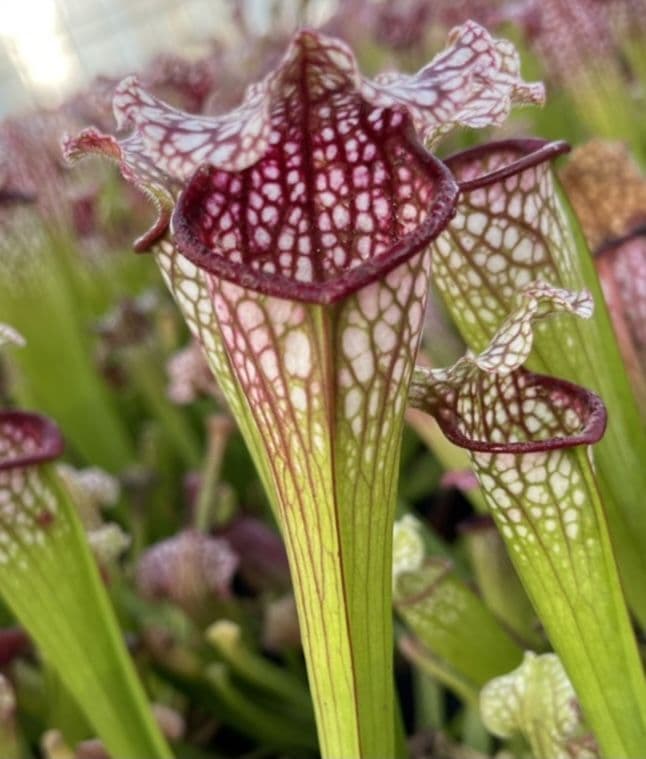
[481,652,581,756]
[0,423,62,566]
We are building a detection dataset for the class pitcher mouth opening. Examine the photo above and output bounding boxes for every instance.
[171,123,458,305]
[433,372,607,455]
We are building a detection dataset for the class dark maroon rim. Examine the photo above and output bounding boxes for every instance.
[133,207,173,252]
[0,411,65,471]
[171,122,459,304]
[434,371,607,454]
[443,138,571,193]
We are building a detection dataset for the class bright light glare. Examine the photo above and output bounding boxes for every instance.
[0,0,72,89]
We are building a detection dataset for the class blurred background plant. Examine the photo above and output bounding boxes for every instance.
[0,1,645,757]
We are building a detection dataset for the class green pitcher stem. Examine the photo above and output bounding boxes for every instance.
[152,240,436,759]
[206,620,312,711]
[46,475,174,759]
[277,483,397,758]
[286,527,394,759]
[0,468,172,759]
[481,448,646,758]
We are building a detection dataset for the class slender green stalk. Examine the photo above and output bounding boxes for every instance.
[204,664,315,751]
[206,620,312,712]
[460,705,491,755]
[413,667,443,731]
[194,415,234,532]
